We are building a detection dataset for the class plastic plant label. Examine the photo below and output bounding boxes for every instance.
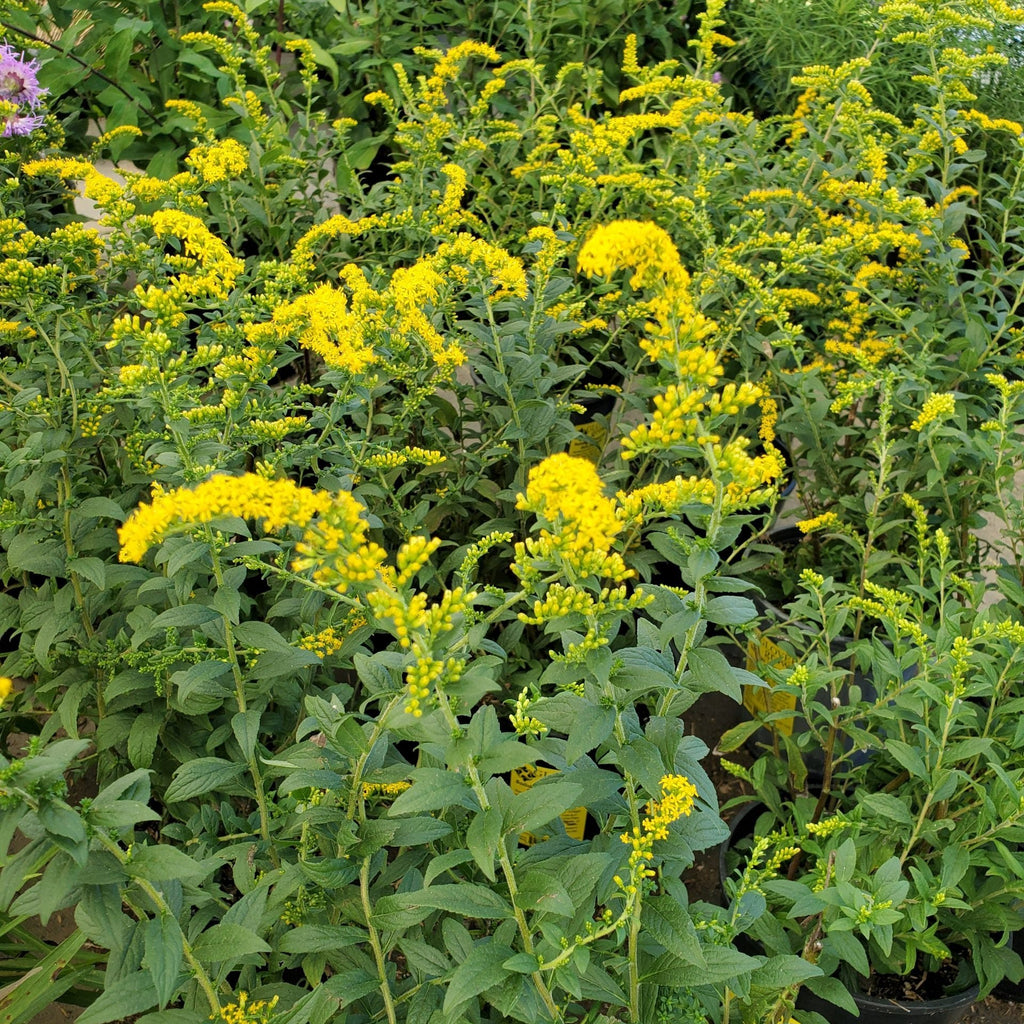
[743,631,799,736]
[509,764,587,846]
[568,420,606,464]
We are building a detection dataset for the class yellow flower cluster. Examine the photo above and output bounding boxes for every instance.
[518,582,651,626]
[0,677,12,706]
[578,220,686,292]
[213,993,278,1024]
[413,40,501,113]
[261,235,524,380]
[517,453,621,552]
[298,627,343,658]
[292,499,387,594]
[146,209,244,307]
[910,392,956,431]
[362,780,412,798]
[617,477,718,526]
[577,220,720,373]
[186,138,249,184]
[618,775,698,886]
[119,475,335,563]
[510,688,548,738]
[265,282,378,375]
[514,454,632,582]
[396,536,442,586]
[796,511,840,535]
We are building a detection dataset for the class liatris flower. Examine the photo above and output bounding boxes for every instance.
[0,43,47,137]
[0,44,44,107]
[0,107,44,137]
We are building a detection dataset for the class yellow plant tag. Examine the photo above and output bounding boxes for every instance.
[510,764,587,845]
[743,632,799,736]
[568,420,606,464]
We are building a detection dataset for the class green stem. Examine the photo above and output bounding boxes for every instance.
[360,855,398,1024]
[433,689,561,1021]
[94,831,221,1013]
[207,535,276,862]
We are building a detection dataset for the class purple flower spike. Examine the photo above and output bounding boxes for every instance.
[2,111,44,136]
[0,43,46,109]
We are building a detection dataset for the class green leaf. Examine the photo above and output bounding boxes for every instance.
[231,709,262,761]
[442,940,513,1016]
[68,556,106,591]
[423,849,475,887]
[128,845,221,883]
[580,961,628,1007]
[388,816,453,846]
[145,914,184,1009]
[704,596,756,625]
[475,738,541,779]
[824,929,870,976]
[389,769,478,815]
[278,925,366,953]
[750,953,822,989]
[398,938,452,979]
[191,924,271,963]
[718,719,763,752]
[77,971,158,1024]
[7,534,65,576]
[613,737,666,797]
[509,779,583,836]
[465,805,503,881]
[77,497,128,521]
[802,974,860,1016]
[249,646,322,679]
[566,704,615,764]
[514,870,574,917]
[642,896,705,968]
[172,661,233,704]
[164,757,246,802]
[389,884,514,920]
[859,792,913,826]
[502,952,539,974]
[233,620,296,650]
[687,647,739,697]
[128,713,163,770]
[149,605,221,631]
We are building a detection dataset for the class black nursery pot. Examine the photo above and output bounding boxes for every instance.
[720,806,980,1024]
[797,979,979,1024]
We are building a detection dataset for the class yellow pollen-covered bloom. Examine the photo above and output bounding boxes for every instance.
[186,138,249,184]
[119,475,336,562]
[910,392,956,431]
[517,453,622,553]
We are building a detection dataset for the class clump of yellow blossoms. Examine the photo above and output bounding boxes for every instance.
[186,138,249,184]
[578,220,718,371]
[910,391,956,431]
[118,476,336,563]
[213,993,278,1024]
[254,235,526,380]
[514,454,632,582]
[617,775,698,887]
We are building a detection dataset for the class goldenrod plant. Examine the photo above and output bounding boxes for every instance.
[0,0,1023,1021]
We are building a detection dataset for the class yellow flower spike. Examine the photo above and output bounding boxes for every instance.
[267,283,377,375]
[910,392,956,431]
[396,536,442,586]
[186,138,249,184]
[212,993,279,1024]
[0,677,12,706]
[516,454,622,555]
[119,474,343,564]
[796,511,840,535]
